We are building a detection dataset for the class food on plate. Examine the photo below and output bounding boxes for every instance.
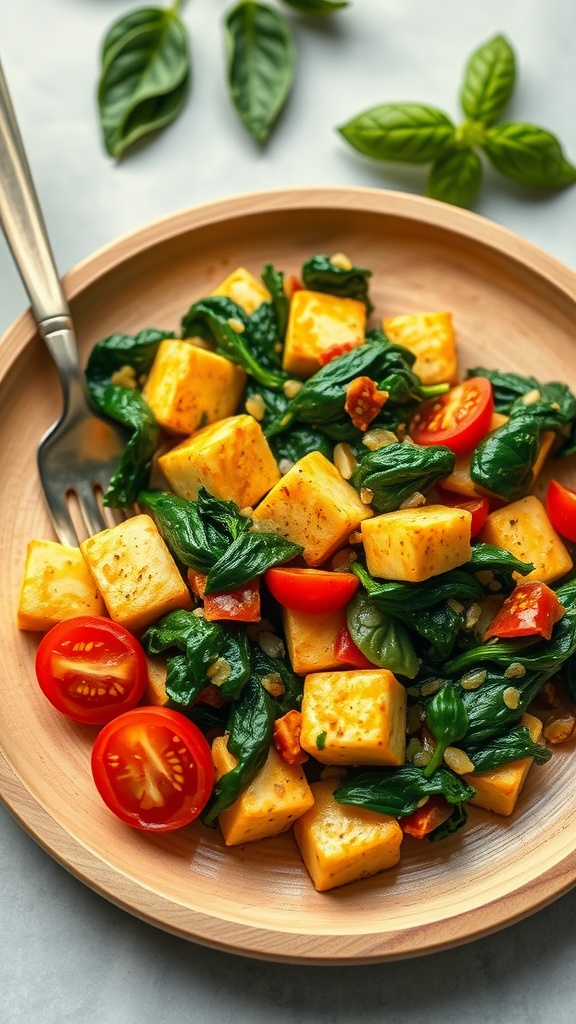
[17,252,576,891]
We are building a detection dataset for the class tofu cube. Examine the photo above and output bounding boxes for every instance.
[300,668,406,766]
[478,495,573,585]
[440,413,555,499]
[80,514,192,633]
[251,451,372,566]
[212,735,314,845]
[17,540,106,631]
[382,311,458,385]
[282,607,347,675]
[211,266,270,314]
[463,713,544,816]
[361,504,472,582]
[293,778,403,891]
[142,339,246,435]
[159,414,281,508]
[283,289,366,378]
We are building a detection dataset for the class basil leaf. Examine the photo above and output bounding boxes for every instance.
[427,147,483,209]
[353,562,484,616]
[98,3,190,159]
[334,765,476,818]
[281,0,348,13]
[460,35,516,125]
[346,592,420,680]
[338,104,456,164]
[483,123,576,189]
[225,0,295,144]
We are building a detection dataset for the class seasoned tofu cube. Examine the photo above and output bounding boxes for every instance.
[463,713,544,816]
[142,339,246,435]
[282,607,347,675]
[212,735,314,845]
[293,778,403,891]
[361,504,472,582]
[143,656,169,705]
[283,289,366,378]
[300,668,406,765]
[382,311,458,385]
[211,266,270,314]
[80,514,192,633]
[159,414,281,508]
[440,413,555,499]
[479,495,573,585]
[252,451,372,566]
[17,540,106,631]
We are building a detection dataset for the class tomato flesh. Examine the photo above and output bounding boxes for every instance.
[484,581,565,641]
[546,480,576,543]
[435,489,490,538]
[91,706,214,831]
[35,616,148,725]
[411,376,494,456]
[400,796,453,838]
[264,567,359,614]
[334,625,375,669]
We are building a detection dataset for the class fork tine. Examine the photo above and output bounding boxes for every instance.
[41,486,82,548]
[74,481,108,539]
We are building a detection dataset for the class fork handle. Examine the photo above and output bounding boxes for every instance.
[0,59,72,336]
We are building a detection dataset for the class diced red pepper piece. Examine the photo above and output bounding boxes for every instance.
[345,376,389,431]
[334,625,375,669]
[400,795,453,839]
[187,569,261,622]
[484,581,565,641]
[273,710,308,765]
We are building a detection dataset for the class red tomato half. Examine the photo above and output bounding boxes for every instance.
[546,480,576,543]
[35,616,148,725]
[264,567,359,614]
[435,489,490,538]
[91,706,214,832]
[411,377,494,456]
[484,581,565,641]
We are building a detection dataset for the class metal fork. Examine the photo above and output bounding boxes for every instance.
[0,60,126,546]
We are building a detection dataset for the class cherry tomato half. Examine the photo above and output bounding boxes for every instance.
[410,377,494,456]
[91,706,214,832]
[264,567,359,614]
[484,581,565,641]
[35,616,148,725]
[546,480,576,543]
[435,489,490,538]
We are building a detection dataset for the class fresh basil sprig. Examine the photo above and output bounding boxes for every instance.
[98,2,190,159]
[338,34,576,208]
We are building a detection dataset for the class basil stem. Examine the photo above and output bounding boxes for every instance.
[225,0,296,144]
[98,1,190,159]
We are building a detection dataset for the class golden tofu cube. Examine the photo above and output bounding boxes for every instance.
[141,339,246,436]
[479,495,573,585]
[293,778,403,891]
[361,504,472,582]
[159,414,281,508]
[300,668,406,766]
[252,451,372,566]
[440,413,555,499]
[282,607,347,675]
[463,713,543,816]
[212,735,314,845]
[143,656,169,705]
[80,514,192,633]
[283,289,366,378]
[211,266,270,314]
[383,311,458,385]
[17,540,106,631]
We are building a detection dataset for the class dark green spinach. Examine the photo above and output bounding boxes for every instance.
[346,592,420,679]
[334,764,476,817]
[301,254,373,312]
[351,441,455,513]
[423,683,469,775]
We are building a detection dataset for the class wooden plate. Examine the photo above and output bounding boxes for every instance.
[2,186,576,964]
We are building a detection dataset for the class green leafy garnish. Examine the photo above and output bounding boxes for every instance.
[338,34,576,208]
[98,2,190,159]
